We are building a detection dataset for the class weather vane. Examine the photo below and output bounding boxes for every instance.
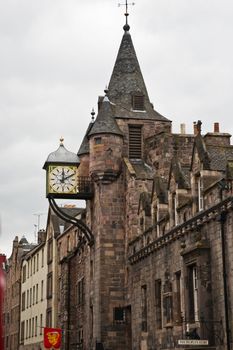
[118,0,135,26]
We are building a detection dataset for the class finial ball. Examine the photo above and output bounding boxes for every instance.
[123,23,130,32]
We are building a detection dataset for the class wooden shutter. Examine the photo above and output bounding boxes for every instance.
[129,125,142,159]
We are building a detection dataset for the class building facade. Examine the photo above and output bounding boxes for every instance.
[62,20,233,350]
[19,230,47,350]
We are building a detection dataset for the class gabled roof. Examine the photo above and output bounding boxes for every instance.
[152,176,168,204]
[169,158,190,190]
[191,133,233,172]
[107,28,170,122]
[88,97,123,137]
[191,134,211,171]
[51,207,84,237]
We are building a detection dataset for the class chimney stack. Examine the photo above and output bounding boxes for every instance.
[214,122,220,133]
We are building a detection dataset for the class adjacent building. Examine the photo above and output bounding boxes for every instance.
[0,254,6,350]
[3,236,35,350]
[19,230,47,350]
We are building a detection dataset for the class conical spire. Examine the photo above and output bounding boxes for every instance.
[88,96,123,137]
[107,29,169,121]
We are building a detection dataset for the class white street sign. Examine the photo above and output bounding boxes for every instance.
[178,339,209,346]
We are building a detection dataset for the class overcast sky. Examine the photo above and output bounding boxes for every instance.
[1,0,233,257]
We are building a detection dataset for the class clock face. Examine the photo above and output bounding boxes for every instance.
[48,165,77,194]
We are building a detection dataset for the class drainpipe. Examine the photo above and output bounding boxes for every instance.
[219,211,231,350]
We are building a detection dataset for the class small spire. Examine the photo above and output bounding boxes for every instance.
[91,108,95,122]
[60,137,64,145]
[118,0,135,32]
[104,85,109,95]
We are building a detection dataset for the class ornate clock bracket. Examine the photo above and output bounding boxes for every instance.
[48,196,94,246]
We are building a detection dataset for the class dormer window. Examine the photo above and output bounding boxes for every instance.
[132,94,145,111]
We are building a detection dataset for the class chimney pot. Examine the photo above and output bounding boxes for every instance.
[214,122,220,133]
[180,123,186,134]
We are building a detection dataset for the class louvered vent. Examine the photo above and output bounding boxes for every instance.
[132,95,145,110]
[129,125,142,159]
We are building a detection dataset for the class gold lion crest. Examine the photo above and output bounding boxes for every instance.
[47,331,60,346]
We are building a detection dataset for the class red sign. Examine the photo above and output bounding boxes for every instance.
[44,327,62,349]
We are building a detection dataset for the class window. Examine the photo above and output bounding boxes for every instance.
[47,240,53,263]
[33,286,35,305]
[22,292,26,311]
[197,176,204,211]
[128,125,142,159]
[195,175,204,212]
[163,294,173,325]
[47,273,53,299]
[33,256,36,273]
[30,288,32,307]
[46,308,52,327]
[29,319,31,338]
[32,318,34,337]
[172,192,178,226]
[27,262,29,278]
[20,321,25,342]
[40,314,43,335]
[67,235,71,253]
[27,290,29,308]
[141,285,147,331]
[155,279,162,329]
[36,284,38,303]
[175,272,182,324]
[35,316,38,337]
[22,265,26,283]
[94,137,102,145]
[37,253,39,271]
[77,328,83,348]
[114,307,125,323]
[77,278,85,305]
[42,248,44,267]
[41,280,44,301]
[188,265,198,322]
[26,320,28,339]
[132,94,145,111]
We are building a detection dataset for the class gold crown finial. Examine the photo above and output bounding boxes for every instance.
[60,137,64,145]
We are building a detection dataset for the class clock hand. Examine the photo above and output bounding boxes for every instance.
[61,168,65,183]
[64,173,75,180]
